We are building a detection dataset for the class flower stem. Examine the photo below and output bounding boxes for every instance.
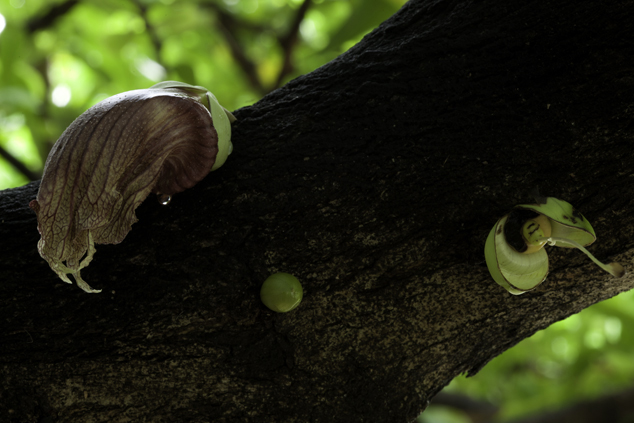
[542,237,625,278]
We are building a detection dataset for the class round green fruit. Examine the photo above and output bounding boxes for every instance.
[260,272,303,313]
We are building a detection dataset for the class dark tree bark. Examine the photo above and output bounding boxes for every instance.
[1,0,633,422]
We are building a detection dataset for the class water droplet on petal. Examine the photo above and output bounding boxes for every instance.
[157,193,171,205]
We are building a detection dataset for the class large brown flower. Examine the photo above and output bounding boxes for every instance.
[29,82,235,293]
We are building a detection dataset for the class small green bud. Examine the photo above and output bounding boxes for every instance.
[260,272,303,313]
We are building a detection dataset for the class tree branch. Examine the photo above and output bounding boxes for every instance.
[431,392,498,423]
[0,144,39,181]
[27,0,79,33]
[131,0,171,76]
[1,1,633,422]
[428,386,634,423]
[274,0,312,89]
[507,386,634,423]
[208,3,267,94]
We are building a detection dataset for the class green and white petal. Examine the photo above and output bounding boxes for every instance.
[517,197,596,247]
[485,215,549,295]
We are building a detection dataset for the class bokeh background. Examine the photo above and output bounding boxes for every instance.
[1,1,633,422]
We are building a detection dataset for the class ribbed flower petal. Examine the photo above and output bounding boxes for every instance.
[29,83,233,292]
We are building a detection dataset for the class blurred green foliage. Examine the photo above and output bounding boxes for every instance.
[2,2,632,422]
[0,0,406,189]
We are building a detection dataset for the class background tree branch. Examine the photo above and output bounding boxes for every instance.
[133,0,167,72]
[208,3,268,94]
[1,0,633,422]
[0,144,39,181]
[429,385,634,423]
[430,392,498,423]
[274,0,312,88]
[508,386,634,423]
[26,0,79,33]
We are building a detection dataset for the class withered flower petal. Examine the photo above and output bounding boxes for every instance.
[29,82,234,293]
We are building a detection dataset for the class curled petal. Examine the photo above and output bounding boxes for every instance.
[485,196,626,295]
[485,215,548,295]
[30,84,233,292]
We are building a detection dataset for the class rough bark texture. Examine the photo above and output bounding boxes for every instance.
[1,0,633,422]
